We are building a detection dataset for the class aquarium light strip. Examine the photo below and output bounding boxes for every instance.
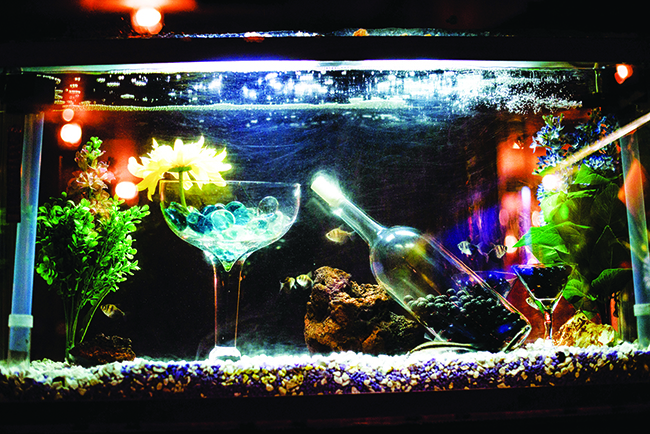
[23,59,576,74]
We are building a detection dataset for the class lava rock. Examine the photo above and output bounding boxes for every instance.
[304,266,424,355]
[69,334,136,366]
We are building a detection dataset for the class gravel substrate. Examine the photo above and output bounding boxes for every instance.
[2,340,649,401]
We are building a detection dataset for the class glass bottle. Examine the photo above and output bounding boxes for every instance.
[311,174,531,352]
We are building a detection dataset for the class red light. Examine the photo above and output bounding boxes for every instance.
[504,234,518,254]
[62,108,75,122]
[615,64,633,84]
[60,123,82,147]
[80,0,196,13]
[131,7,163,34]
[134,7,161,26]
[115,181,139,200]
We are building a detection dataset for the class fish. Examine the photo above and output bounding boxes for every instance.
[280,271,314,296]
[489,244,508,259]
[458,240,508,260]
[295,272,313,290]
[457,240,474,256]
[480,243,508,259]
[325,226,355,244]
[100,304,125,319]
[279,276,296,295]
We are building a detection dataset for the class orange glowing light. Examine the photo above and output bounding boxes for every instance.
[60,123,82,146]
[131,7,163,34]
[115,181,139,200]
[134,7,161,27]
[531,210,541,227]
[504,234,518,254]
[62,108,75,122]
[615,64,633,84]
[81,0,196,12]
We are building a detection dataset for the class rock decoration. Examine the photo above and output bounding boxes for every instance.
[303,266,424,355]
[554,312,620,347]
[69,334,136,366]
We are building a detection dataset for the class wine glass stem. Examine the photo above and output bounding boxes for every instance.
[211,258,245,349]
[543,310,553,340]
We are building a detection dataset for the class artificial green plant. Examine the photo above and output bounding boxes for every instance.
[36,137,150,361]
[515,111,632,321]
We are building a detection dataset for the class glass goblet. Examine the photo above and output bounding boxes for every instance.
[512,264,572,341]
[159,180,300,360]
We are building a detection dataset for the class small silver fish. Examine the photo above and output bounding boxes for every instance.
[100,304,125,319]
[457,240,474,256]
[326,226,355,244]
[490,244,508,259]
[279,276,296,295]
[295,273,313,290]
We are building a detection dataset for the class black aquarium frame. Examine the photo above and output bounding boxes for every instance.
[2,35,650,432]
[2,382,649,432]
[1,34,650,68]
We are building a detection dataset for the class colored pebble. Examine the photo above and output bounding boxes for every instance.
[1,342,649,401]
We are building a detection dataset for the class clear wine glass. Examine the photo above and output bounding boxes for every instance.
[512,264,572,341]
[159,180,300,360]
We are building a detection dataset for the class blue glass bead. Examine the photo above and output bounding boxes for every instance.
[257,196,279,216]
[225,201,250,225]
[163,202,188,231]
[233,207,252,226]
[186,209,213,234]
[225,201,246,213]
[202,203,225,215]
[208,209,235,231]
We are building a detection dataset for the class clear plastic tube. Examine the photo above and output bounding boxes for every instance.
[7,113,44,365]
[620,132,650,348]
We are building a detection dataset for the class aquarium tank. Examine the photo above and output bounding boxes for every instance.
[2,27,650,431]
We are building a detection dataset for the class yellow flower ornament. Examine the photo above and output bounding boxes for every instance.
[128,136,232,200]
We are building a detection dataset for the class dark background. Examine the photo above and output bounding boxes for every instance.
[0,0,648,42]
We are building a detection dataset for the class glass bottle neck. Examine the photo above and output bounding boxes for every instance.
[333,197,384,246]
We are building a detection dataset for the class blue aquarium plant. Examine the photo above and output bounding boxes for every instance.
[35,137,150,362]
[515,111,632,322]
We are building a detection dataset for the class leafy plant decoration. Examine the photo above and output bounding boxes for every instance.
[515,111,632,320]
[36,137,149,361]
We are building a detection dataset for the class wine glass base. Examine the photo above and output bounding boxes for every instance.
[208,346,242,361]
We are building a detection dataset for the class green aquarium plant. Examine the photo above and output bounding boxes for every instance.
[35,137,150,361]
[515,111,632,321]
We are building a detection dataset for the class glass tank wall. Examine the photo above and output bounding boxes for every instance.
[5,54,648,361]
